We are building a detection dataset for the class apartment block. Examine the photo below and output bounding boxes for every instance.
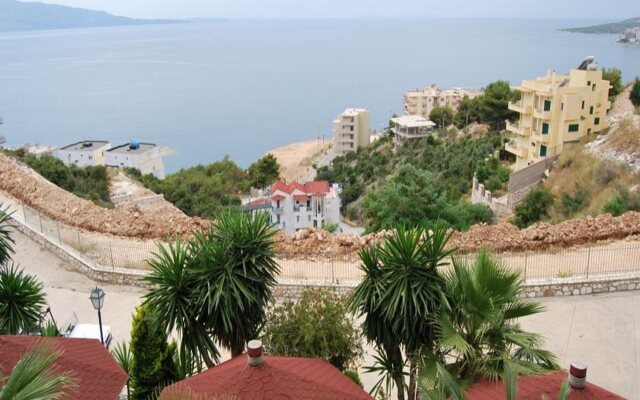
[332,108,371,156]
[53,140,111,167]
[105,141,166,179]
[403,86,475,118]
[505,57,611,169]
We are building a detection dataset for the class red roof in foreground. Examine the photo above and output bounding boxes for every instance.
[270,180,331,195]
[160,354,373,400]
[467,371,623,400]
[0,336,128,400]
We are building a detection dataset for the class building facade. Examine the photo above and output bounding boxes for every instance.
[332,108,371,156]
[105,141,166,179]
[249,180,341,235]
[505,57,611,169]
[53,140,110,167]
[403,86,475,119]
[391,115,436,143]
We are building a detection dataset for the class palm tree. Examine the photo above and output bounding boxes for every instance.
[144,211,279,363]
[0,205,15,267]
[0,344,76,400]
[433,250,559,382]
[503,360,571,400]
[192,211,279,357]
[0,263,46,334]
[349,224,456,400]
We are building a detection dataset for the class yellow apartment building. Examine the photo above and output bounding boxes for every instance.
[403,86,477,118]
[506,57,611,169]
[332,108,371,156]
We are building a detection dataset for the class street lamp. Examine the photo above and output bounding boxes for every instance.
[89,287,105,345]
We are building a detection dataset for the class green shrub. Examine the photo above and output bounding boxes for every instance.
[513,186,554,228]
[344,370,364,388]
[603,189,640,216]
[322,223,339,234]
[559,189,588,216]
[603,196,626,216]
[630,77,640,107]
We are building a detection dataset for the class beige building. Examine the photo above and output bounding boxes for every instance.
[505,57,611,169]
[403,86,475,118]
[332,108,371,156]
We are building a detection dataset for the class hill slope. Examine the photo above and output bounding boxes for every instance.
[0,0,179,32]
[561,17,640,34]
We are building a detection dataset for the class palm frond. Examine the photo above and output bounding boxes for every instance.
[0,263,46,334]
[0,205,15,267]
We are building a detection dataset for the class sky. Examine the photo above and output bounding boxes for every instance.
[23,0,640,20]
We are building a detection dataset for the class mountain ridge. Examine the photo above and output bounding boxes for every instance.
[0,0,183,32]
[561,16,640,34]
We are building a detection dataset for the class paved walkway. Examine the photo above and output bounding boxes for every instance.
[10,228,639,398]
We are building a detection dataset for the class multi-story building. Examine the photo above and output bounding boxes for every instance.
[391,115,436,143]
[53,140,111,167]
[505,57,611,169]
[332,108,371,156]
[403,86,475,118]
[248,180,341,235]
[105,140,166,179]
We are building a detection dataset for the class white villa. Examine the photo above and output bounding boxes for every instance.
[391,115,436,143]
[248,180,341,235]
[53,140,111,167]
[105,141,166,179]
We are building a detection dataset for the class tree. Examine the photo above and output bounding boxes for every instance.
[478,81,519,130]
[130,304,177,400]
[144,211,279,365]
[262,288,362,372]
[601,68,622,99]
[0,264,46,334]
[630,77,640,107]
[0,206,15,267]
[512,186,555,228]
[349,224,456,400]
[0,344,76,400]
[113,342,133,399]
[247,153,280,189]
[429,106,455,128]
[453,95,481,128]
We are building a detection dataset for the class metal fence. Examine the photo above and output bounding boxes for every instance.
[6,196,640,286]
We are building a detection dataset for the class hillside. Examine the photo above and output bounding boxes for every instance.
[561,17,640,34]
[0,0,179,32]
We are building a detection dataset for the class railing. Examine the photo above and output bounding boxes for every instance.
[4,195,640,287]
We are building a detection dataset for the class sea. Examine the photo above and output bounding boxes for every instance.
[0,18,638,173]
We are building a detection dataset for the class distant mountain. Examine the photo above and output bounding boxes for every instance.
[561,17,640,34]
[0,0,182,32]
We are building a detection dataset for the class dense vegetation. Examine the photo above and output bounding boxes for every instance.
[631,77,640,107]
[5,150,111,206]
[316,131,505,231]
[130,154,280,218]
[601,68,623,99]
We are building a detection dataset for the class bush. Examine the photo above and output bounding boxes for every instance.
[603,195,626,216]
[559,189,588,216]
[322,223,339,234]
[603,189,640,216]
[601,67,622,99]
[262,288,362,372]
[513,186,554,228]
[630,77,640,107]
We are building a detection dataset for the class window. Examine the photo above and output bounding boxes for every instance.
[542,122,549,134]
[587,80,591,86]
[296,215,300,222]
[581,100,585,110]
[595,117,600,125]
[592,84,596,91]
[308,215,311,222]
[568,124,579,132]
[588,128,592,135]
[543,100,551,111]
[540,145,547,157]
[589,106,594,115]
[561,103,564,111]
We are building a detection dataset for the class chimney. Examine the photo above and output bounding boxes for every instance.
[569,362,587,389]
[247,339,264,367]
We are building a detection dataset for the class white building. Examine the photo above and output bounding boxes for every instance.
[391,115,436,143]
[332,108,371,156]
[105,141,166,179]
[249,180,341,235]
[53,140,110,167]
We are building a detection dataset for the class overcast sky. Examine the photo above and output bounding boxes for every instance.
[25,0,640,20]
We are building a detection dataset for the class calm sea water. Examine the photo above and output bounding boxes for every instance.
[0,19,638,172]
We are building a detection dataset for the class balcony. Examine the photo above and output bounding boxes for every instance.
[504,138,528,158]
[533,108,551,120]
[272,206,284,214]
[506,121,531,137]
[294,206,312,213]
[508,101,532,114]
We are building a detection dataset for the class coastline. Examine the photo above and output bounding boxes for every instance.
[265,138,334,182]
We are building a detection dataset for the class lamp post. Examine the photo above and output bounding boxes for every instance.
[89,287,105,345]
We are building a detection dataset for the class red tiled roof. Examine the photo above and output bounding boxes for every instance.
[270,180,331,196]
[0,336,128,400]
[293,194,310,201]
[466,371,623,400]
[160,354,373,400]
[289,182,306,193]
[271,194,285,201]
[249,198,269,205]
[304,181,330,194]
[271,180,291,194]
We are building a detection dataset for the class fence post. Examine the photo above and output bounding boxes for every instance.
[586,247,591,279]
[331,257,335,284]
[22,203,27,224]
[56,222,62,245]
[38,213,43,234]
[109,242,115,269]
[524,253,528,281]
[77,232,83,258]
